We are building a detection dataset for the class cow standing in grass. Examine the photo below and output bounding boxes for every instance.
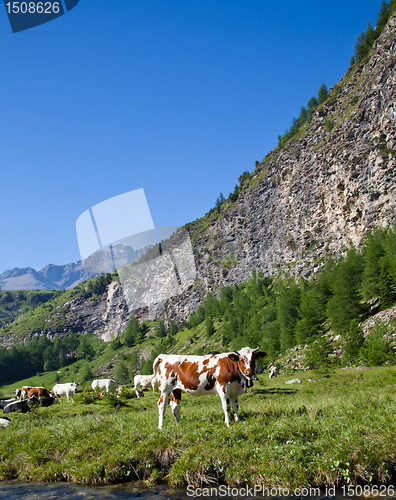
[91,379,117,393]
[153,347,266,429]
[133,374,157,398]
[52,383,78,402]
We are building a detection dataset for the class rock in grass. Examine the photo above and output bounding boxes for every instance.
[285,378,301,384]
[0,417,11,427]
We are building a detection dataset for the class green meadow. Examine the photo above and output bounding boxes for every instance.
[1,366,396,487]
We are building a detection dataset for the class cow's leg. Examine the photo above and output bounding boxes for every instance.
[218,392,231,427]
[158,389,171,430]
[135,385,140,398]
[169,389,181,423]
[230,398,239,422]
[66,393,69,402]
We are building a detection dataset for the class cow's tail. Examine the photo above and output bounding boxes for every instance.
[152,355,163,376]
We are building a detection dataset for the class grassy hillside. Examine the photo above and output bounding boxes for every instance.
[0,278,102,340]
[1,366,396,487]
[0,319,224,398]
[0,290,62,331]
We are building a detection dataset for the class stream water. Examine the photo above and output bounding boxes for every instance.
[1,480,393,500]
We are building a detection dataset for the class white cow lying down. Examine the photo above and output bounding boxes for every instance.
[52,382,78,402]
[134,374,157,398]
[91,379,117,393]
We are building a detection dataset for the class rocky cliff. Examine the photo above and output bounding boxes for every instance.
[160,11,396,324]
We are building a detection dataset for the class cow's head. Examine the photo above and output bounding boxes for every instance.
[234,347,266,380]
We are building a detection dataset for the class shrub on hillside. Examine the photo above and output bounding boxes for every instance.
[359,323,394,366]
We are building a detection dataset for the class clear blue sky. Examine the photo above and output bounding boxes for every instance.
[0,0,382,274]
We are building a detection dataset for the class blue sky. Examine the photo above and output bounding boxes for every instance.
[0,0,382,274]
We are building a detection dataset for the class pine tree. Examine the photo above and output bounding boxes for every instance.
[77,336,95,359]
[317,83,328,105]
[343,320,364,365]
[297,106,308,128]
[155,319,166,338]
[289,117,299,136]
[238,171,250,185]
[128,351,139,377]
[205,316,215,337]
[359,323,393,366]
[355,31,367,63]
[80,363,93,384]
[215,193,226,213]
[364,20,375,51]
[168,319,178,337]
[379,261,396,309]
[326,247,364,334]
[295,281,327,344]
[375,1,390,37]
[115,360,129,384]
[383,225,396,284]
[123,315,140,347]
[307,96,318,121]
[307,335,332,375]
[276,279,300,352]
[361,227,386,300]
[228,185,239,202]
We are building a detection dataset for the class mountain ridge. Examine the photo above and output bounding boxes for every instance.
[0,244,151,291]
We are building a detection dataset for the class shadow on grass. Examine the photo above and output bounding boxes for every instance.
[251,387,297,395]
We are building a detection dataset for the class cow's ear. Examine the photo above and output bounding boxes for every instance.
[228,352,240,362]
[255,350,267,359]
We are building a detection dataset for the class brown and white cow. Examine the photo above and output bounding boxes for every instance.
[20,386,52,400]
[153,347,266,429]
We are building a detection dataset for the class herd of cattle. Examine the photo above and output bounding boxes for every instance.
[0,347,271,428]
[0,382,79,414]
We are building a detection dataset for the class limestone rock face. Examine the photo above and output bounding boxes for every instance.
[60,281,129,342]
[160,12,396,324]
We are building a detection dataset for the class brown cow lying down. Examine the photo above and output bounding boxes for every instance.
[153,347,266,429]
[20,386,53,400]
